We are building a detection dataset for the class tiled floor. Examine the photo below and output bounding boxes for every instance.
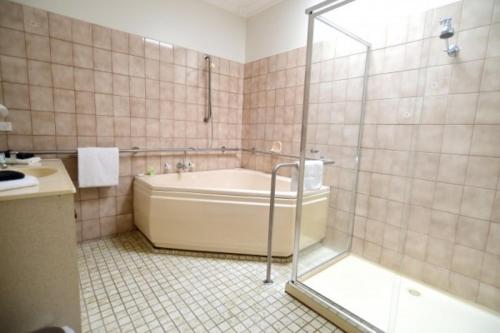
[78,231,344,332]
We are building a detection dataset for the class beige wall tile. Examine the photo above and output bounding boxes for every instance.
[445,93,478,124]
[50,39,73,66]
[53,89,75,113]
[92,25,111,50]
[73,44,93,69]
[477,283,500,312]
[466,156,500,189]
[0,1,24,30]
[434,182,463,213]
[441,125,473,154]
[449,60,483,94]
[477,92,500,124]
[31,111,55,135]
[487,223,500,255]
[0,27,25,57]
[30,86,53,111]
[51,64,74,90]
[72,19,92,46]
[457,26,490,61]
[1,55,28,84]
[456,216,490,250]
[426,237,454,268]
[48,13,71,41]
[28,60,52,87]
[461,186,495,220]
[451,244,484,279]
[437,154,468,184]
[3,83,29,109]
[481,56,500,91]
[449,272,479,301]
[461,0,494,30]
[111,30,128,53]
[470,125,500,157]
[23,6,48,36]
[25,33,50,61]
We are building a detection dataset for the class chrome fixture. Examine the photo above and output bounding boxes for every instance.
[0,152,7,169]
[176,160,193,172]
[439,17,459,57]
[204,56,213,123]
[264,162,299,284]
[163,162,171,173]
[264,157,336,284]
[176,148,196,172]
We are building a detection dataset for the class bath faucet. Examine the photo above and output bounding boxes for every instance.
[176,148,196,172]
[164,162,171,173]
[176,160,193,172]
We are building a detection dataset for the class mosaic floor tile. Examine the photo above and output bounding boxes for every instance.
[78,231,344,332]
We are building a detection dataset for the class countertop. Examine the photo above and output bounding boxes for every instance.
[0,159,76,202]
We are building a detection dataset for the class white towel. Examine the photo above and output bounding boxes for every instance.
[0,175,39,191]
[291,160,323,191]
[78,147,119,188]
[6,156,41,164]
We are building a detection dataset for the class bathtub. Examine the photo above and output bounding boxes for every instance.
[133,168,329,257]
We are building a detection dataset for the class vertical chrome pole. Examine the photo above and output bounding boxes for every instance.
[264,166,279,284]
[291,11,315,282]
[264,162,299,284]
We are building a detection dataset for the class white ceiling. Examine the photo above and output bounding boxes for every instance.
[202,0,285,17]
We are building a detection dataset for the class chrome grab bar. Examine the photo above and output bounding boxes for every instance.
[264,161,299,284]
[11,146,239,155]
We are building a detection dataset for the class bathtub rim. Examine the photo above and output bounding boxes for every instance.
[134,168,329,199]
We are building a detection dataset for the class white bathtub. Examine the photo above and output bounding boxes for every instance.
[133,168,329,257]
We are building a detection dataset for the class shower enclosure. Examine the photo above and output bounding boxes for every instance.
[286,0,500,332]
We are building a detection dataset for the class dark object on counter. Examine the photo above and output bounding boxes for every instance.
[16,153,35,160]
[0,170,25,181]
[16,152,35,159]
[1,150,35,159]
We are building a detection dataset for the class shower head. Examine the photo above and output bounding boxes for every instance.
[439,17,454,39]
[439,17,459,57]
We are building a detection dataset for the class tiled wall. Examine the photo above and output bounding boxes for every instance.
[0,1,244,241]
[243,0,500,312]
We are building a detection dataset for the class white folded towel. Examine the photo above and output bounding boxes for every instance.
[6,156,41,164]
[291,160,324,191]
[78,147,119,188]
[0,175,39,191]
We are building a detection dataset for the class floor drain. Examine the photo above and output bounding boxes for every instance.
[408,289,421,296]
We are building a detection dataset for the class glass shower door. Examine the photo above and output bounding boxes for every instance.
[289,3,406,332]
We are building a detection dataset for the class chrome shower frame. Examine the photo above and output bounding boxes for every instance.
[287,0,377,331]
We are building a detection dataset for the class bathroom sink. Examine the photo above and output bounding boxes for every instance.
[15,167,57,178]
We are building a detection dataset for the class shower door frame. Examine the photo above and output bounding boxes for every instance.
[288,0,378,332]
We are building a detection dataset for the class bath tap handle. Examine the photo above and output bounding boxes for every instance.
[164,162,171,173]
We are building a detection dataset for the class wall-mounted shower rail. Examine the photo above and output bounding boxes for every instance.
[264,162,299,284]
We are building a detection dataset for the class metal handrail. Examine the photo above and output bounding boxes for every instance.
[264,158,335,284]
[264,161,299,284]
[8,146,334,163]
[9,146,239,155]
